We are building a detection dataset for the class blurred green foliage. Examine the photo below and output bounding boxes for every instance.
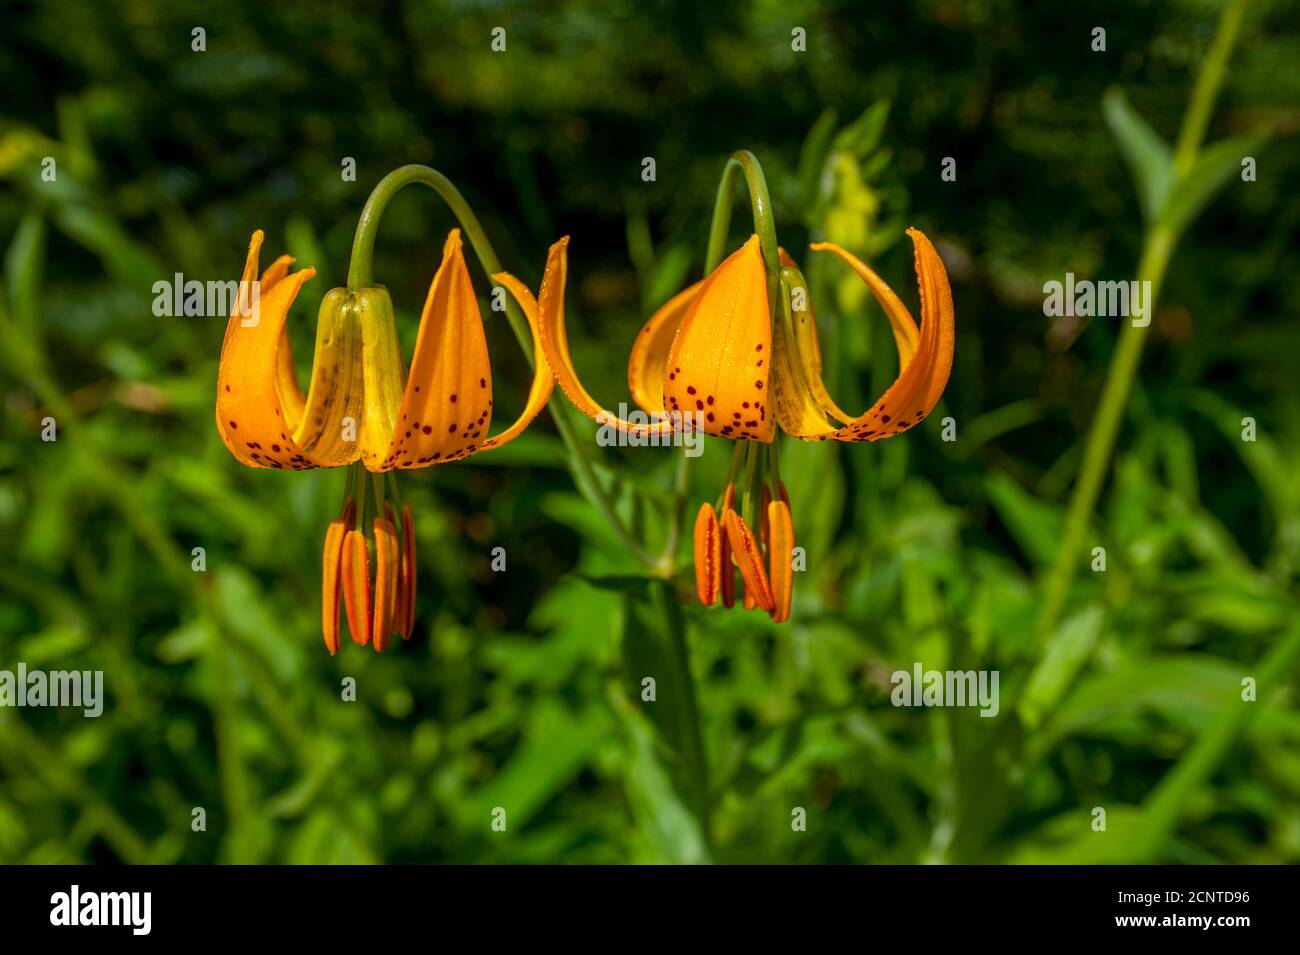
[1,0,1299,864]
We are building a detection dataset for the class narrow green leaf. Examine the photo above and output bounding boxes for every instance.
[1102,88,1172,222]
[835,100,890,157]
[796,108,839,210]
[1019,604,1105,729]
[984,471,1064,566]
[1160,134,1264,237]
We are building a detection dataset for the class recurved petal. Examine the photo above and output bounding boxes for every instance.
[803,228,954,442]
[476,275,554,454]
[663,235,774,442]
[383,230,494,469]
[260,254,295,293]
[275,328,307,435]
[215,231,319,470]
[776,254,857,427]
[501,238,676,437]
[259,253,311,435]
[809,241,920,365]
[771,274,835,440]
[290,288,368,468]
[693,502,721,606]
[723,509,774,614]
[628,280,703,416]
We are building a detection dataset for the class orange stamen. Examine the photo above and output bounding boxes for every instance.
[341,528,372,646]
[723,509,774,614]
[372,514,399,652]
[400,503,416,638]
[321,514,347,655]
[720,485,737,608]
[693,503,721,606]
[768,496,795,623]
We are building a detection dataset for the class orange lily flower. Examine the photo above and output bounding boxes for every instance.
[507,228,954,621]
[215,228,553,653]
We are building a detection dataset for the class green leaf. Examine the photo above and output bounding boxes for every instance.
[796,108,839,211]
[456,702,613,832]
[1035,655,1245,754]
[1160,135,1263,236]
[984,471,1064,566]
[1102,88,1172,222]
[1008,806,1147,864]
[619,580,710,828]
[610,688,709,864]
[4,212,44,336]
[1189,390,1299,525]
[835,101,890,157]
[1019,604,1104,729]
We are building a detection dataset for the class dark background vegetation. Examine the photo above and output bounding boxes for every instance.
[1,0,1298,863]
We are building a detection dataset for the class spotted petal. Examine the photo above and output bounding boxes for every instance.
[791,228,954,442]
[662,235,774,442]
[215,230,318,470]
[382,230,494,468]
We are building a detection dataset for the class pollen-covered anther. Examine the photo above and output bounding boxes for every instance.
[767,491,795,624]
[719,484,737,609]
[723,509,774,614]
[341,528,372,647]
[372,512,400,652]
[693,503,721,606]
[321,509,349,655]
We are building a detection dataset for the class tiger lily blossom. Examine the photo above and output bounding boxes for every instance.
[216,215,553,654]
[513,225,954,622]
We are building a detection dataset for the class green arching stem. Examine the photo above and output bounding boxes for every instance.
[347,165,531,359]
[346,164,654,571]
[705,149,781,279]
[1035,0,1249,645]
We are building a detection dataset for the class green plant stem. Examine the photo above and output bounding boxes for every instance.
[652,578,712,843]
[347,165,654,570]
[705,150,781,276]
[1035,0,1247,645]
[648,149,785,855]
